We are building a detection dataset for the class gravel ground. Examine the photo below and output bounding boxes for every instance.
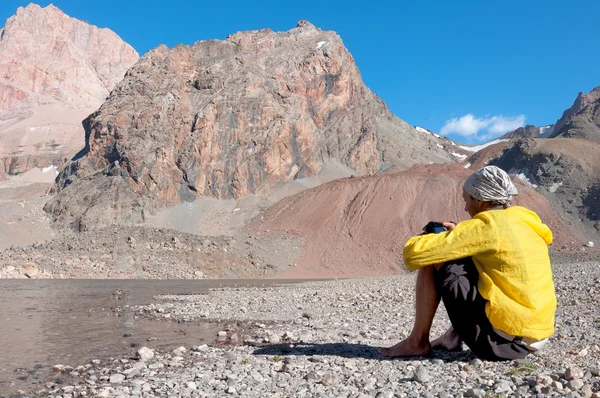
[22,259,600,397]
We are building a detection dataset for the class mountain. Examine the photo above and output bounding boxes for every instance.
[488,138,599,237]
[45,21,456,230]
[0,4,138,178]
[500,124,555,140]
[549,86,600,142]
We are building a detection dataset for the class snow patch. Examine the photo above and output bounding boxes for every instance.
[451,152,467,160]
[509,168,538,188]
[316,41,327,49]
[538,125,555,138]
[42,165,57,173]
[459,139,509,152]
[548,182,563,193]
[464,162,471,169]
[415,126,443,138]
[436,143,443,148]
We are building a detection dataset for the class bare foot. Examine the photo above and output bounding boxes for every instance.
[379,337,431,358]
[431,327,463,351]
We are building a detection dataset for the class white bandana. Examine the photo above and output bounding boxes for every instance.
[463,166,518,205]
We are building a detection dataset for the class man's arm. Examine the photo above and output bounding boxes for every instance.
[403,216,499,270]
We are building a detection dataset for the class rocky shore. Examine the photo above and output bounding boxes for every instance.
[18,255,600,397]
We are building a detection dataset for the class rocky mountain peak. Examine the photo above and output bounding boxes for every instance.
[550,85,600,142]
[0,3,139,115]
[296,20,318,29]
[45,22,454,230]
[0,3,139,177]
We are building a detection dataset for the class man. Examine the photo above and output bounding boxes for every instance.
[380,166,556,360]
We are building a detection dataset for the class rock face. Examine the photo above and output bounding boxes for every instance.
[549,86,600,142]
[0,4,139,176]
[46,21,454,230]
[501,124,543,139]
[490,138,600,238]
[248,163,580,278]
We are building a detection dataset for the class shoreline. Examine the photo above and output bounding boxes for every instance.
[6,260,600,397]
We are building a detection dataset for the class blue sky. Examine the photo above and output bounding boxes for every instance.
[2,0,599,143]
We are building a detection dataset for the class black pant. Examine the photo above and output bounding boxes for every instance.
[433,258,531,361]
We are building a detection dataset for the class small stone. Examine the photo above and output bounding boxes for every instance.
[305,371,320,382]
[109,373,125,384]
[195,344,209,352]
[465,388,485,397]
[137,347,154,362]
[412,366,430,383]
[566,366,585,380]
[97,388,112,397]
[187,381,197,390]
[552,381,563,390]
[536,373,553,386]
[567,379,584,390]
[123,367,141,379]
[227,386,236,394]
[322,373,337,386]
[493,380,513,393]
[578,348,589,357]
[218,331,227,337]
[470,358,484,368]
[173,346,187,356]
[269,334,281,344]
[52,364,64,373]
[581,385,592,398]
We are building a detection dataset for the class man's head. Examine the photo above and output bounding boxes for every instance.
[462,166,518,217]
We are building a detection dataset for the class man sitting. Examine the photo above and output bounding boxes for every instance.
[380,165,556,360]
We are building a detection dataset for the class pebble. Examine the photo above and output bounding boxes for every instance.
[412,366,430,383]
[173,346,187,356]
[566,366,585,380]
[137,347,154,362]
[17,263,600,397]
[109,374,125,384]
[568,379,585,390]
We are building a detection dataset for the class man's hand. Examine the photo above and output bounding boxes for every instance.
[442,222,456,230]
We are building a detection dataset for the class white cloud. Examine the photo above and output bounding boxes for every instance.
[440,114,525,141]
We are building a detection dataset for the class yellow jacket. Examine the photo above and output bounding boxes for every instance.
[403,206,556,341]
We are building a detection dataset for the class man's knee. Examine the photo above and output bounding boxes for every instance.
[433,258,479,302]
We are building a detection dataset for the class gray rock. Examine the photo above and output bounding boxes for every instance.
[322,373,337,386]
[567,379,584,390]
[412,366,430,384]
[137,347,154,362]
[465,388,485,397]
[172,346,187,356]
[493,380,513,394]
[109,373,125,384]
[566,366,585,380]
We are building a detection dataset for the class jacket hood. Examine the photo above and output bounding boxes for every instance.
[507,206,553,245]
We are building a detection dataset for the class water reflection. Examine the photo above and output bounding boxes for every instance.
[0,279,293,395]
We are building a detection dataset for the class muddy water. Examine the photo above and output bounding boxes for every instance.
[0,279,296,396]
